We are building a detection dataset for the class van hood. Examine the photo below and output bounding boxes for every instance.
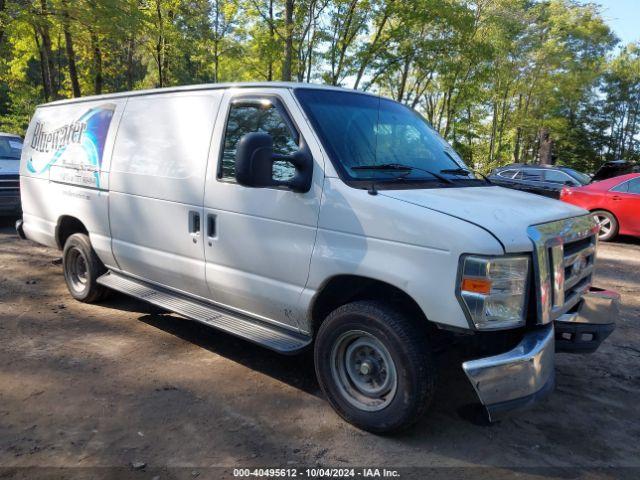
[380,186,588,253]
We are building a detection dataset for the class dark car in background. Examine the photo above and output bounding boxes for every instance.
[591,160,640,182]
[0,132,23,216]
[488,163,591,198]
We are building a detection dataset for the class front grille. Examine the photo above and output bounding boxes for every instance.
[0,174,19,191]
[528,215,599,324]
[560,235,596,309]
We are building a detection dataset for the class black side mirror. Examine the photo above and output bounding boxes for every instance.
[234,132,312,193]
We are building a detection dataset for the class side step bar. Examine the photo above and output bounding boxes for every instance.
[97,271,311,354]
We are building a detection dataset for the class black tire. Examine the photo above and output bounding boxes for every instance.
[592,210,618,242]
[62,233,109,303]
[314,300,435,434]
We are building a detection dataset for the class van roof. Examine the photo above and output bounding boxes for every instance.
[38,81,378,108]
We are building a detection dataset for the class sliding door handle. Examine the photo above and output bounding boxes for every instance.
[188,211,201,243]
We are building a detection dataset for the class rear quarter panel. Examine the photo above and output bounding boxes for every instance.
[20,99,125,267]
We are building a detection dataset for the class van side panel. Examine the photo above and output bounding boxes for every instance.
[108,92,222,297]
[20,100,125,268]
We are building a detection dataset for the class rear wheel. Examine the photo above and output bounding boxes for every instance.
[592,210,618,242]
[314,300,435,434]
[62,233,109,302]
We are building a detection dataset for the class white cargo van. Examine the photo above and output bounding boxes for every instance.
[17,83,619,433]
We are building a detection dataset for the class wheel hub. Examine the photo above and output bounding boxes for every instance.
[66,248,88,293]
[330,330,398,411]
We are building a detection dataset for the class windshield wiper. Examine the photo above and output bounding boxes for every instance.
[440,167,492,184]
[351,163,453,184]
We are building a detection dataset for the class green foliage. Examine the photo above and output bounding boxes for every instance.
[0,0,638,173]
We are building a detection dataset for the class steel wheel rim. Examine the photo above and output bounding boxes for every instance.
[594,214,612,238]
[330,330,398,412]
[67,248,88,292]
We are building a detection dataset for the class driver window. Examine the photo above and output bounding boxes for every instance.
[219,101,299,181]
[544,170,573,184]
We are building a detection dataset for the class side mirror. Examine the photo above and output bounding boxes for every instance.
[234,132,313,193]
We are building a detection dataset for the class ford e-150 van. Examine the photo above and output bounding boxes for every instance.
[16,83,619,433]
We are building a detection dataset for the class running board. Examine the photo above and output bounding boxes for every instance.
[97,271,311,354]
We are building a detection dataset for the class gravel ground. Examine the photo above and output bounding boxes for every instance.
[1,216,639,479]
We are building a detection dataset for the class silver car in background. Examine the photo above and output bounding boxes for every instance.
[0,133,23,216]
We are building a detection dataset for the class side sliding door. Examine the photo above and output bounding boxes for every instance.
[108,91,222,298]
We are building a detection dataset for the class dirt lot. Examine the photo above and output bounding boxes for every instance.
[1,216,639,479]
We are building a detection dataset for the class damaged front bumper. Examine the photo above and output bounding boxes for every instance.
[462,287,619,421]
[555,287,619,353]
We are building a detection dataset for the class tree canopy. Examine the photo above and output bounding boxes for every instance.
[1,0,638,173]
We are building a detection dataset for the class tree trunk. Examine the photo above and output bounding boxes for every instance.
[61,1,81,97]
[396,55,411,103]
[466,106,473,165]
[162,9,172,87]
[537,127,554,165]
[213,0,220,82]
[37,0,57,99]
[513,94,523,163]
[0,0,6,47]
[331,0,359,86]
[282,0,294,81]
[90,30,103,94]
[34,29,52,101]
[155,0,164,87]
[488,101,498,162]
[268,0,274,81]
[353,4,391,90]
[126,35,135,90]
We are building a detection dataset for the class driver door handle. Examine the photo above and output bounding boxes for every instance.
[206,214,217,246]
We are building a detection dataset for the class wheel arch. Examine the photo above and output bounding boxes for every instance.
[55,215,88,250]
[309,274,433,337]
[590,208,618,219]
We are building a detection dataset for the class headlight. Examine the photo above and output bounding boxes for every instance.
[458,255,530,330]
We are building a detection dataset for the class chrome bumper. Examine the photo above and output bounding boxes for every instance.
[15,218,26,240]
[555,287,619,353]
[461,287,619,421]
[462,324,555,422]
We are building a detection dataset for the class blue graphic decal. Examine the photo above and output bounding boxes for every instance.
[26,103,116,187]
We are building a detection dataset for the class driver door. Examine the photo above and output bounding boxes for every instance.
[201,89,325,332]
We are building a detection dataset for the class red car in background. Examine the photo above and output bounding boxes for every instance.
[560,173,640,241]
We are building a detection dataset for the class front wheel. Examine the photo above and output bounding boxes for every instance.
[62,233,109,303]
[314,301,435,434]
[592,210,618,242]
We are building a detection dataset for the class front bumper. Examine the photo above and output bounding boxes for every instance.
[555,287,619,353]
[462,324,555,422]
[462,286,619,421]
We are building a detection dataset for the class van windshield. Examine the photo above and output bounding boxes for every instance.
[0,136,23,160]
[294,89,477,186]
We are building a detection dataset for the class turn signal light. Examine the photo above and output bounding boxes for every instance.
[461,278,492,295]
